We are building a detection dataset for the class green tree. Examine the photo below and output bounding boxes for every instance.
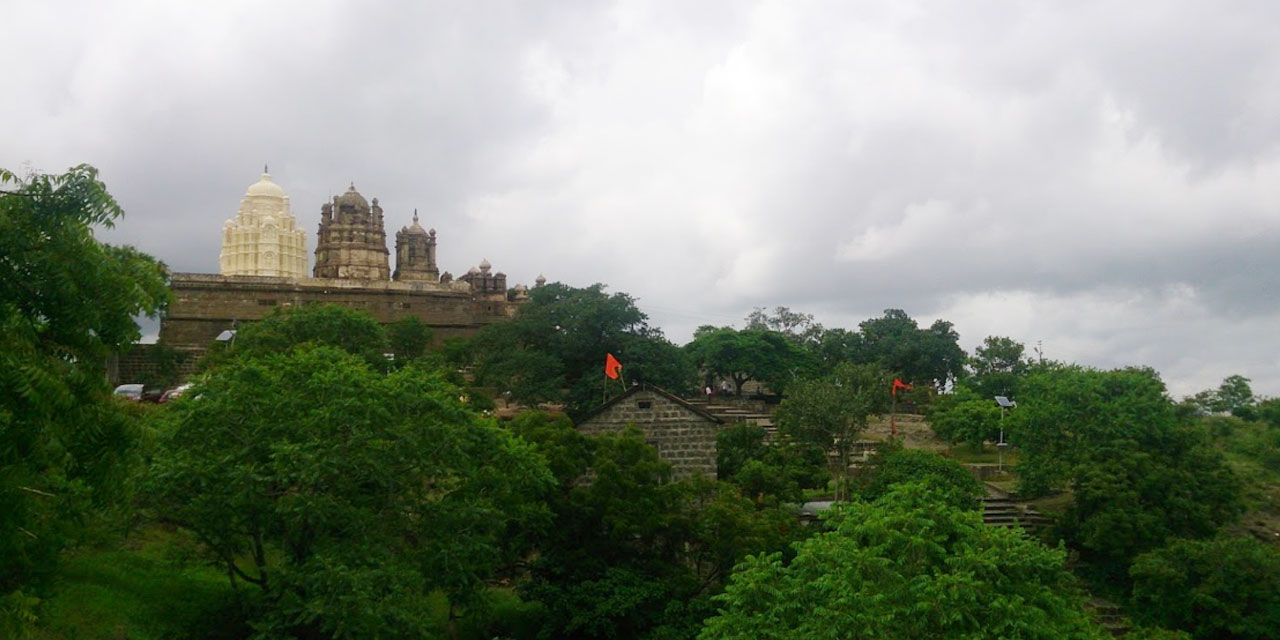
[519,426,800,640]
[927,384,1003,450]
[149,346,553,638]
[1011,366,1244,580]
[388,315,433,365]
[859,444,986,510]
[699,482,1106,640]
[715,424,827,506]
[776,362,888,500]
[685,328,810,395]
[743,306,824,347]
[1213,374,1255,416]
[472,283,696,416]
[1130,537,1280,640]
[220,303,390,370]
[968,335,1029,398]
[855,309,967,390]
[1,165,168,630]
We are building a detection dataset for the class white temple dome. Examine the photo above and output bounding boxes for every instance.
[246,173,286,198]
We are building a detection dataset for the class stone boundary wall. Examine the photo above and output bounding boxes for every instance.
[109,344,205,386]
[577,389,723,479]
[160,272,520,349]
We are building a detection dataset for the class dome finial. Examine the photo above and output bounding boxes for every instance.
[263,163,269,174]
[413,208,419,223]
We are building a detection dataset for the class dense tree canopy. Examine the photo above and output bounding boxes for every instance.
[471,283,697,415]
[1,165,168,628]
[150,346,553,638]
[1011,366,1243,578]
[513,417,801,640]
[855,309,967,389]
[1129,536,1280,640]
[699,482,1106,640]
[684,328,809,395]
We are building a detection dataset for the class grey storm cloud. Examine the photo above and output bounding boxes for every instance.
[5,0,1280,397]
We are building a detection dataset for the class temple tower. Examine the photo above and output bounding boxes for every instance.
[219,169,308,278]
[313,184,391,280]
[393,210,439,281]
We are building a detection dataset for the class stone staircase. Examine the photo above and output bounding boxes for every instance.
[1085,597,1131,636]
[981,495,1050,532]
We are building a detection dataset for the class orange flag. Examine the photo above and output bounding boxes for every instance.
[892,378,911,396]
[605,353,622,380]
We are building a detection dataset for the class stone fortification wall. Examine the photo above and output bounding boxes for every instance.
[577,389,723,479]
[160,272,519,349]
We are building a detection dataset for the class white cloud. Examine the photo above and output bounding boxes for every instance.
[5,0,1280,395]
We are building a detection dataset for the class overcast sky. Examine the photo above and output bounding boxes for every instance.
[5,0,1280,397]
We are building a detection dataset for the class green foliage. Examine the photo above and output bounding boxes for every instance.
[776,362,888,499]
[387,316,433,365]
[855,309,968,390]
[700,482,1105,640]
[1,165,168,630]
[715,424,827,505]
[149,346,553,638]
[222,304,390,370]
[1012,366,1244,581]
[927,384,1004,449]
[860,444,986,510]
[30,527,250,640]
[684,328,810,395]
[742,306,824,348]
[520,427,801,640]
[472,283,696,415]
[1214,374,1255,415]
[1130,536,1280,639]
[968,335,1029,398]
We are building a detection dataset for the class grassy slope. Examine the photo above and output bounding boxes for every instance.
[34,526,246,640]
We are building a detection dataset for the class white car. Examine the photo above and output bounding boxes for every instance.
[113,383,144,400]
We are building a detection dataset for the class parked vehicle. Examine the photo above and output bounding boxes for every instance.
[113,383,144,400]
[159,383,193,403]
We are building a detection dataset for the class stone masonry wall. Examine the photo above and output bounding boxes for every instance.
[577,390,722,479]
[160,273,519,349]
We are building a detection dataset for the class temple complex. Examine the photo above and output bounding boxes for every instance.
[218,169,308,277]
[154,172,538,362]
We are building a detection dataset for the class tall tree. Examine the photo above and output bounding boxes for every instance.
[685,328,810,395]
[471,282,696,415]
[855,309,966,390]
[743,306,824,347]
[968,335,1029,397]
[776,362,888,500]
[1,165,168,630]
[150,346,553,638]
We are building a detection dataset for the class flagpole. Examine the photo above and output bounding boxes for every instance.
[891,385,897,437]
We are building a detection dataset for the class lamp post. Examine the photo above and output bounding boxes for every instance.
[994,396,1016,472]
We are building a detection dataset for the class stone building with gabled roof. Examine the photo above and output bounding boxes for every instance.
[576,385,727,479]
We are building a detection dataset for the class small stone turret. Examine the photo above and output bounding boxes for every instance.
[393,209,439,282]
[458,258,507,299]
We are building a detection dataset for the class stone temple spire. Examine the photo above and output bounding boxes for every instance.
[218,170,308,278]
[394,208,439,282]
[313,184,391,280]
